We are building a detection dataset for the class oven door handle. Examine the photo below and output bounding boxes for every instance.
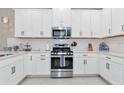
[63,56,65,67]
[60,55,64,67]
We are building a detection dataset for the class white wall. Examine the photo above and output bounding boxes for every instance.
[0,9,14,50]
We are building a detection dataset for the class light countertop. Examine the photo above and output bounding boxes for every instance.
[0,50,124,61]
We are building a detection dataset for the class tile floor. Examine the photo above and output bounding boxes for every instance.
[19,76,109,85]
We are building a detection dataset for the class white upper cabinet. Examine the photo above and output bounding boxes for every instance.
[15,9,52,38]
[15,10,25,37]
[91,10,102,38]
[80,11,91,37]
[71,9,81,37]
[52,8,71,27]
[71,9,102,38]
[102,8,124,37]
[43,9,52,37]
[112,8,124,35]
[102,8,112,37]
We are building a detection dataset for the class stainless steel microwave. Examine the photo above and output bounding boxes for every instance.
[52,27,71,39]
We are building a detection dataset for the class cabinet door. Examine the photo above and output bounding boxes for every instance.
[10,57,24,85]
[0,66,12,85]
[112,8,124,35]
[109,62,124,85]
[23,12,33,37]
[73,58,85,75]
[99,58,110,80]
[52,8,62,26]
[31,10,44,37]
[80,11,91,37]
[0,56,23,85]
[32,54,50,75]
[102,8,112,37]
[91,11,101,37]
[85,58,98,74]
[43,9,52,37]
[52,8,71,27]
[15,11,25,37]
[71,9,81,37]
[15,9,33,37]
[62,8,71,26]
[24,54,33,76]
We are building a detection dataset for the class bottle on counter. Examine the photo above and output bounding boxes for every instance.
[88,43,93,51]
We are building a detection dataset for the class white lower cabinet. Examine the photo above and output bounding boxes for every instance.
[73,58,85,74]
[0,55,24,85]
[24,53,50,76]
[0,65,12,84]
[84,58,98,74]
[32,54,50,75]
[109,62,124,85]
[23,54,33,76]
[74,53,98,75]
[99,55,124,85]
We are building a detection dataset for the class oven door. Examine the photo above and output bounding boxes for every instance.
[51,55,73,69]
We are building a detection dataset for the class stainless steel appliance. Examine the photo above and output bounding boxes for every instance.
[51,44,73,78]
[52,27,71,39]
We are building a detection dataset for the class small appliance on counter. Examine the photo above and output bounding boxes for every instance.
[99,42,109,52]
[13,45,19,51]
[23,43,32,51]
[88,43,93,51]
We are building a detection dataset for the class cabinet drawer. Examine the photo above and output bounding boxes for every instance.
[74,53,97,58]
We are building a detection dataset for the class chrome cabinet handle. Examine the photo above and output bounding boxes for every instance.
[91,32,93,36]
[40,55,45,56]
[83,55,88,56]
[108,28,111,34]
[11,66,16,75]
[21,31,24,36]
[122,25,124,31]
[106,63,108,69]
[84,60,87,64]
[106,63,110,70]
[40,59,45,60]
[30,56,32,61]
[106,57,111,59]
[79,32,82,36]
[40,31,44,36]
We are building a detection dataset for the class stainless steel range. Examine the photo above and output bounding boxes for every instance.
[51,44,73,78]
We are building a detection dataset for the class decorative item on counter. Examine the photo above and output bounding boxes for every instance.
[13,46,19,51]
[3,47,12,52]
[71,41,77,47]
[88,43,93,51]
[99,42,109,52]
[3,47,12,54]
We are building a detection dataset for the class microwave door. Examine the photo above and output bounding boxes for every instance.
[60,30,65,38]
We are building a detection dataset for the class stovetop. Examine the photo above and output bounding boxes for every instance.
[51,51,73,55]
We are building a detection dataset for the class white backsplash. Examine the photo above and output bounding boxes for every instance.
[105,36,124,53]
[7,38,102,52]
